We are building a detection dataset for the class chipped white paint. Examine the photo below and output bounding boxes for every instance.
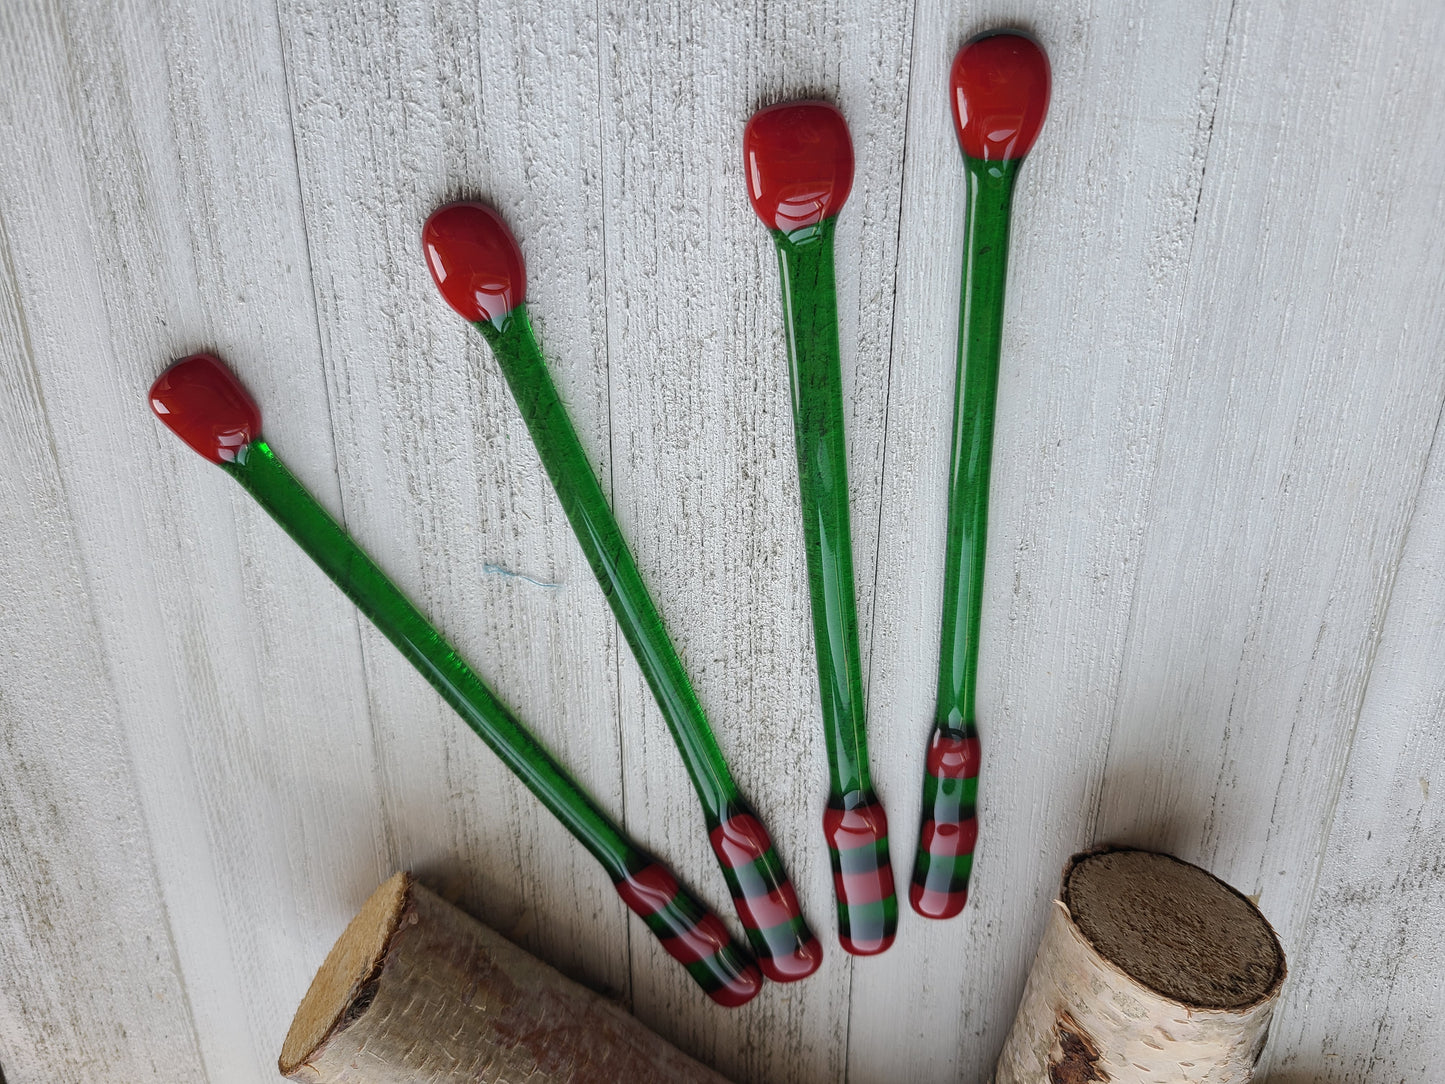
[0,0,1442,1082]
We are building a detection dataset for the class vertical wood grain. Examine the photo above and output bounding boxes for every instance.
[595,1,912,1078]
[0,0,390,1077]
[274,0,631,996]
[0,199,206,1084]
[1,0,1444,1080]
[1093,0,1445,968]
[1263,412,1445,1082]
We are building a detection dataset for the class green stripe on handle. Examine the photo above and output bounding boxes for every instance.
[423,202,819,981]
[744,102,898,955]
[770,222,898,951]
[613,860,763,1006]
[148,355,760,1006]
[911,32,1050,920]
[910,155,1012,919]
[824,794,896,954]
[910,730,980,918]
[710,805,822,979]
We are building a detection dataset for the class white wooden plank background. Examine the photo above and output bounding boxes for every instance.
[1,0,1441,1081]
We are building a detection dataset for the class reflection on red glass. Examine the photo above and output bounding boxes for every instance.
[422,201,527,324]
[743,101,854,234]
[951,31,1051,162]
[149,353,262,463]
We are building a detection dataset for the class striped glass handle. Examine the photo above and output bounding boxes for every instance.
[613,859,764,1006]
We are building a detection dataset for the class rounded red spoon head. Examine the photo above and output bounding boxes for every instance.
[950,31,1051,162]
[743,101,855,235]
[149,353,262,463]
[422,202,527,325]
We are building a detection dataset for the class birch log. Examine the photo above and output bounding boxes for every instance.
[993,849,1285,1084]
[279,873,731,1084]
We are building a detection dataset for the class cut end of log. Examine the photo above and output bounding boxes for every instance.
[280,875,733,1083]
[994,848,1287,1084]
[1063,848,1285,1011]
[279,872,412,1077]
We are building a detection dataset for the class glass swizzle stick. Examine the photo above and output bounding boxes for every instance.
[910,32,1051,919]
[149,353,763,1006]
[744,102,898,955]
[422,204,822,982]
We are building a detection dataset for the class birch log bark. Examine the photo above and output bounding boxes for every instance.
[280,874,730,1084]
[993,849,1285,1084]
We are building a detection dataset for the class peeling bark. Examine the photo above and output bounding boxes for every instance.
[1049,1011,1106,1083]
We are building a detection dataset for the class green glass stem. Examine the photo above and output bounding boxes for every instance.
[771,217,897,953]
[910,157,1019,919]
[222,440,761,1004]
[480,311,730,808]
[475,307,820,980]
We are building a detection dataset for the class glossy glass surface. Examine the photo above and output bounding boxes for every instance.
[226,440,623,859]
[149,354,261,464]
[772,222,872,799]
[613,860,763,1006]
[743,101,854,236]
[420,199,817,978]
[950,31,1051,162]
[912,731,982,918]
[149,358,760,1006]
[910,157,1017,920]
[763,207,898,951]
[822,796,895,954]
[231,442,761,1002]
[423,202,527,326]
[933,160,1016,739]
[473,305,820,982]
[912,30,1050,919]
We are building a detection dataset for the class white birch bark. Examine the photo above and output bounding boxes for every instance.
[993,850,1284,1084]
[280,874,730,1084]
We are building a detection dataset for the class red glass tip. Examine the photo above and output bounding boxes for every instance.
[743,101,854,234]
[950,31,1051,162]
[707,963,765,1008]
[759,936,824,983]
[910,881,967,920]
[422,202,527,324]
[149,353,261,464]
[839,929,896,956]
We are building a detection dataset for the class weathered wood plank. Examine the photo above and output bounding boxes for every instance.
[594,0,913,1078]
[274,0,631,996]
[2,0,1444,1080]
[0,174,206,1084]
[1093,0,1445,976]
[1263,414,1445,1083]
[0,0,390,1077]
